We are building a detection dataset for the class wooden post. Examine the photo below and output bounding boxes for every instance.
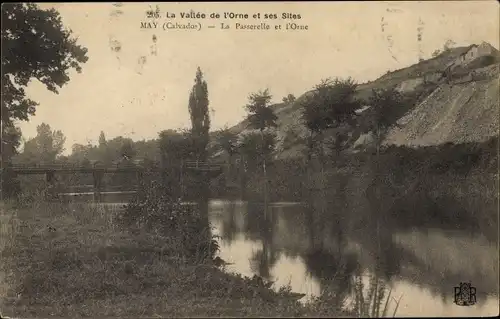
[92,170,104,202]
[46,171,56,199]
[136,170,144,190]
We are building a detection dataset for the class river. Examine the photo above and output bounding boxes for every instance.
[206,200,498,317]
[66,198,499,317]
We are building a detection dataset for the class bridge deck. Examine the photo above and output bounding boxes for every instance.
[5,162,223,174]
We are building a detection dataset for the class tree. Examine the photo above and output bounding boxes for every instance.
[245,89,278,132]
[215,126,238,158]
[1,3,88,165]
[1,124,21,163]
[16,123,66,164]
[0,124,22,198]
[236,129,277,173]
[432,49,441,58]
[69,143,94,163]
[158,129,195,165]
[98,131,107,147]
[443,39,456,52]
[1,4,88,198]
[188,67,210,162]
[120,139,136,160]
[244,89,278,204]
[367,87,403,158]
[301,78,361,163]
[282,93,296,104]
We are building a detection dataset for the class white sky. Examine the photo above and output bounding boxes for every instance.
[17,1,499,154]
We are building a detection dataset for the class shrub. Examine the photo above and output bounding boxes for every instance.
[118,181,219,263]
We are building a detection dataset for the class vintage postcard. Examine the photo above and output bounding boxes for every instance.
[1,1,498,318]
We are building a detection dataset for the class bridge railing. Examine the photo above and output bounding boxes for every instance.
[7,161,223,171]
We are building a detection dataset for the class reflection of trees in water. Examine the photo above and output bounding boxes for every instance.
[303,248,360,311]
[220,200,238,244]
[245,203,279,281]
[302,190,410,315]
[302,195,360,309]
[249,245,279,281]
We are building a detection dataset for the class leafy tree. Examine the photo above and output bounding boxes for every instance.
[244,89,278,203]
[1,3,88,198]
[0,124,22,197]
[134,139,161,162]
[98,131,107,147]
[432,49,441,58]
[120,139,136,160]
[16,123,66,164]
[282,93,296,104]
[367,87,404,157]
[236,129,277,172]
[215,126,238,158]
[1,124,22,163]
[245,89,278,131]
[301,78,361,163]
[1,3,88,165]
[158,129,195,165]
[188,67,210,162]
[69,143,95,163]
[443,39,456,52]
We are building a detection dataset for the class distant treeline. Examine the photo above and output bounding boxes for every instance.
[236,135,498,201]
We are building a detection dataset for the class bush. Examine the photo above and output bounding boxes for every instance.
[118,181,219,263]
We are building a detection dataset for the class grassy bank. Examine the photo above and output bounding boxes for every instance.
[0,194,363,318]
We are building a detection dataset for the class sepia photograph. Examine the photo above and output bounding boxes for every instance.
[1,1,499,318]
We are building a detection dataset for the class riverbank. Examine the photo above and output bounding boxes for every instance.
[0,200,355,318]
[238,137,498,241]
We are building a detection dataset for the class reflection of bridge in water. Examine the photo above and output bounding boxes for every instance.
[6,161,227,201]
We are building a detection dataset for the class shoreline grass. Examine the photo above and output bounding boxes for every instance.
[0,199,360,318]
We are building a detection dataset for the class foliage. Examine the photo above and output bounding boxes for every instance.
[282,94,296,104]
[244,89,278,131]
[119,181,219,263]
[1,3,88,198]
[301,77,361,161]
[14,123,66,164]
[215,126,238,157]
[98,131,107,147]
[432,49,441,58]
[443,39,456,52]
[188,67,210,161]
[302,77,360,134]
[1,3,88,127]
[237,129,277,171]
[366,87,404,153]
[158,129,196,164]
[1,123,22,163]
[119,139,136,160]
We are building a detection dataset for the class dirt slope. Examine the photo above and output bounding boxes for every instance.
[384,64,499,146]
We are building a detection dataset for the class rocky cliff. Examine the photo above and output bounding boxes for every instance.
[219,42,500,159]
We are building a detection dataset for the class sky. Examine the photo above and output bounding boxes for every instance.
[17,1,499,154]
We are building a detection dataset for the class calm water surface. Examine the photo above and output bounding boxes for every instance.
[206,200,498,317]
[93,199,498,317]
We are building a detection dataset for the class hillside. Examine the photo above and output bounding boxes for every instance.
[217,42,500,159]
[385,64,499,146]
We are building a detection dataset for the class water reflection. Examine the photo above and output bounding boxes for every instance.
[210,199,499,317]
[246,203,279,280]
